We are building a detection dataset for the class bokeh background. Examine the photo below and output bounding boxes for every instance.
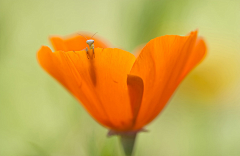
[0,0,240,155]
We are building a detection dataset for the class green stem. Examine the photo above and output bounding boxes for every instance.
[119,133,137,156]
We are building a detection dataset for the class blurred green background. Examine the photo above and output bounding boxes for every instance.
[0,0,240,155]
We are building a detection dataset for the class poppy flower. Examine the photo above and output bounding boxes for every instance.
[37,31,206,133]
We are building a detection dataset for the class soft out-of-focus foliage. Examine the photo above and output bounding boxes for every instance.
[119,0,190,51]
[0,0,240,155]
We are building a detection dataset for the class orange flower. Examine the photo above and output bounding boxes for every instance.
[37,31,206,132]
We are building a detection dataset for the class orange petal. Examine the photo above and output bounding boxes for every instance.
[178,37,207,82]
[130,31,206,130]
[49,37,68,51]
[127,74,144,126]
[37,46,143,131]
[50,33,110,52]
